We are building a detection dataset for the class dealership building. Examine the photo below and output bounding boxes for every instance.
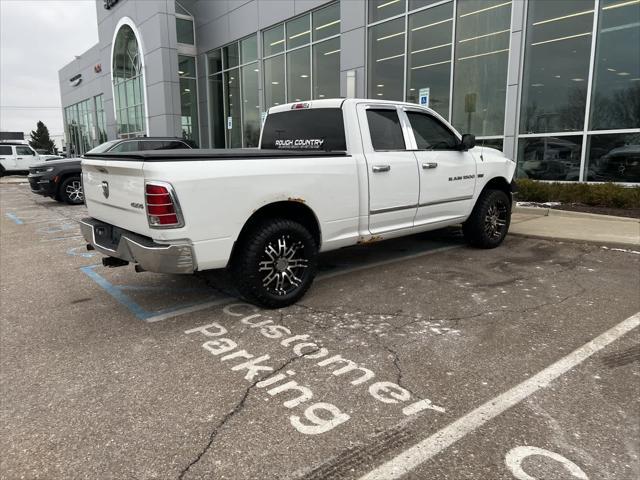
[59,0,639,182]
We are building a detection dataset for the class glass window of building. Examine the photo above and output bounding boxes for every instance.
[94,94,107,144]
[207,34,261,148]
[287,47,311,102]
[367,17,405,101]
[517,135,583,181]
[519,0,594,134]
[264,55,286,107]
[287,14,311,49]
[176,17,194,45]
[452,0,511,136]
[241,35,258,64]
[179,55,199,144]
[409,0,443,10]
[64,97,99,155]
[263,24,285,57]
[313,2,340,41]
[313,36,340,99]
[407,2,454,118]
[112,24,146,138]
[369,0,406,23]
[585,132,640,183]
[589,0,640,131]
[263,2,341,108]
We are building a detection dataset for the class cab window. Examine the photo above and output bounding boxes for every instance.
[406,112,459,150]
[366,109,406,151]
[16,146,35,155]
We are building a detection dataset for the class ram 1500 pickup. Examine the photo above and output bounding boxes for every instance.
[80,99,516,308]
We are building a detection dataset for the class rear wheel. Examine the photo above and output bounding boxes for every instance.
[0,165,5,177]
[232,218,318,308]
[60,176,84,205]
[463,189,511,248]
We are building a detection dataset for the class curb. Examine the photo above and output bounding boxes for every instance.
[509,232,640,250]
[513,206,639,223]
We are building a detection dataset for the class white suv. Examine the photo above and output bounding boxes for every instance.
[0,143,41,176]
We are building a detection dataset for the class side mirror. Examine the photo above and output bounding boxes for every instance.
[459,134,476,151]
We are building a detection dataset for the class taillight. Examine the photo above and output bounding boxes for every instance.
[144,182,184,228]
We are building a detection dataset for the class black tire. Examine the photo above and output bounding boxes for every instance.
[0,165,5,177]
[232,218,318,308]
[463,189,511,248]
[59,176,84,205]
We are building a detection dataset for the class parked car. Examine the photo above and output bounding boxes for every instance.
[0,142,42,175]
[40,155,65,161]
[80,99,517,308]
[28,137,193,205]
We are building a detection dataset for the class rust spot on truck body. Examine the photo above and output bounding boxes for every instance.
[357,235,383,245]
[288,197,306,204]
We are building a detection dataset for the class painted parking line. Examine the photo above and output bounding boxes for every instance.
[358,311,640,480]
[5,212,23,224]
[80,265,229,323]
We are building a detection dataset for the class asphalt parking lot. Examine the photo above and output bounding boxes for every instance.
[1,179,639,480]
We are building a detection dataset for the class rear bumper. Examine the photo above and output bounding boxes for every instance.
[79,217,195,274]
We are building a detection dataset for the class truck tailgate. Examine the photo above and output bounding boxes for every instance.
[82,159,150,236]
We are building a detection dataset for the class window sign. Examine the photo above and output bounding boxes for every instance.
[419,88,430,107]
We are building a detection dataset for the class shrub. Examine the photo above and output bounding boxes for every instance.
[516,179,640,209]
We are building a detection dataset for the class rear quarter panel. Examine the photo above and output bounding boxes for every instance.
[142,156,360,269]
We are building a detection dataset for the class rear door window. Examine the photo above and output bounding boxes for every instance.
[261,108,347,151]
[366,109,406,151]
[0,146,12,155]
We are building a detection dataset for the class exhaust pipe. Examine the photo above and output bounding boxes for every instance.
[102,257,129,268]
[134,264,146,273]
[86,244,95,251]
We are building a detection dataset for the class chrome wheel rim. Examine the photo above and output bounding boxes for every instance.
[259,234,308,296]
[65,180,83,202]
[484,200,508,239]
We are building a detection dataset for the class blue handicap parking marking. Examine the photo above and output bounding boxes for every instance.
[67,246,97,258]
[80,265,227,322]
[5,212,24,225]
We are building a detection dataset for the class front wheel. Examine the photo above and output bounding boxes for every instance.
[232,219,318,308]
[60,176,84,205]
[463,189,511,248]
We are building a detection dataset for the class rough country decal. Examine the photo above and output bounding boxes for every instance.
[449,174,476,181]
[275,139,325,149]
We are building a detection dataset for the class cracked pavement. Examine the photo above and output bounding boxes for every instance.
[1,181,639,479]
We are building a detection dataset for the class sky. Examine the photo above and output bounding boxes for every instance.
[0,0,98,148]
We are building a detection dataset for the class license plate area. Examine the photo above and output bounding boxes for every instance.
[93,223,124,251]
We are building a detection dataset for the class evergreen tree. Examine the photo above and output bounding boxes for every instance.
[29,121,56,153]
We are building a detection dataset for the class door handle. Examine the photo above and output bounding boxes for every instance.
[372,165,391,173]
[422,162,438,169]
[16,157,23,160]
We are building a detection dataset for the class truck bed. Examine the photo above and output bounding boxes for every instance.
[83,149,349,161]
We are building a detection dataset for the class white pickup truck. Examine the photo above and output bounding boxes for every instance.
[81,99,516,308]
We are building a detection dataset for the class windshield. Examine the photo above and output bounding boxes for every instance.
[86,140,121,154]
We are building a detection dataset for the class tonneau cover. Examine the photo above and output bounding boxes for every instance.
[83,148,348,161]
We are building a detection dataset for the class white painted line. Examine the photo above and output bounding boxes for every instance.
[359,311,640,480]
[145,298,234,323]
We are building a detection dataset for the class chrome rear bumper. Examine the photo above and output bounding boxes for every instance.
[79,217,195,274]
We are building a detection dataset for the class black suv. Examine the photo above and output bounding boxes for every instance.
[28,137,193,205]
